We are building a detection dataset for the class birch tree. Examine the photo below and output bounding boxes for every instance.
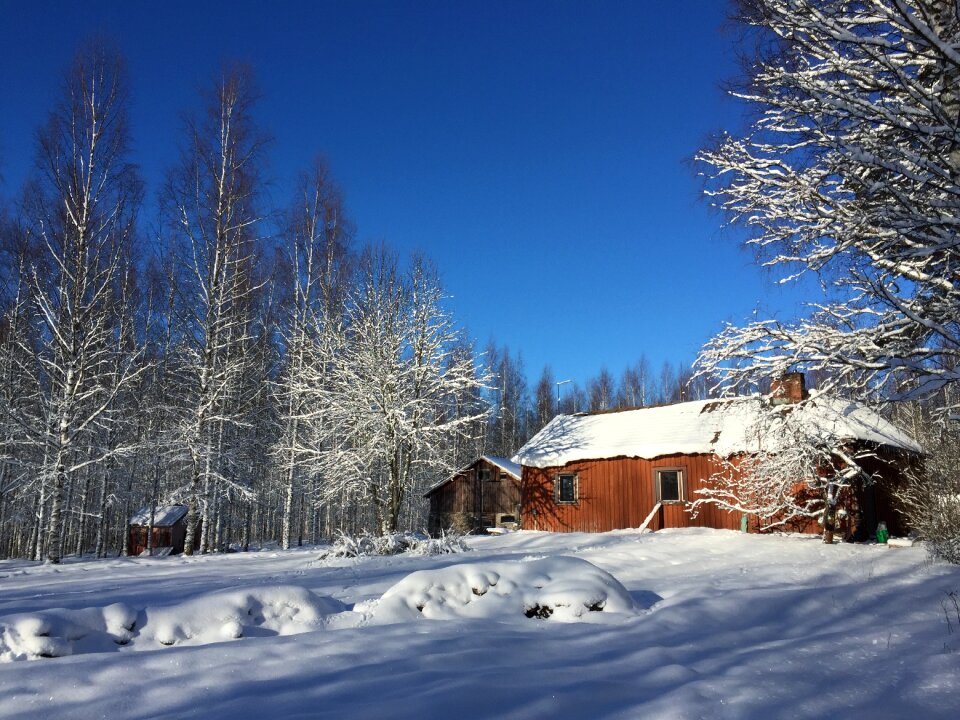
[485,343,529,456]
[20,43,143,563]
[272,159,351,549]
[533,365,556,431]
[587,367,616,411]
[696,0,960,418]
[165,67,265,555]
[617,355,651,408]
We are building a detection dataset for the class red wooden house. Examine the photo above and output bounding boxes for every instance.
[513,375,920,539]
[424,456,522,534]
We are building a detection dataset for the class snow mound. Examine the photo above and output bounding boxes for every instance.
[0,602,137,661]
[138,585,345,648]
[365,556,638,624]
[0,585,344,661]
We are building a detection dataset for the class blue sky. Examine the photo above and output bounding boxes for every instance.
[0,0,813,389]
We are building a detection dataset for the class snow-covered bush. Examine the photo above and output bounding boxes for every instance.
[320,530,468,559]
[896,408,960,563]
[364,556,638,624]
[901,474,960,564]
[0,586,345,661]
[0,603,137,661]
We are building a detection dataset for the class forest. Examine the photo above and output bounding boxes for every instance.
[0,42,707,562]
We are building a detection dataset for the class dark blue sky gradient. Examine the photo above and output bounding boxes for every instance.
[0,0,814,388]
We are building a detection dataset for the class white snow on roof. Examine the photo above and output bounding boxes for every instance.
[512,395,921,469]
[129,504,188,527]
[481,455,521,480]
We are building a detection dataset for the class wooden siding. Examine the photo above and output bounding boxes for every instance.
[521,454,741,533]
[521,448,913,537]
[427,459,521,534]
[128,520,189,556]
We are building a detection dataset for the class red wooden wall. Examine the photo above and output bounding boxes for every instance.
[520,450,910,537]
[521,453,741,533]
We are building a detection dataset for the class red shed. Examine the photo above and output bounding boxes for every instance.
[424,456,522,535]
[128,504,191,556]
[513,381,920,538]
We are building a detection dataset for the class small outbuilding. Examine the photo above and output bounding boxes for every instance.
[424,456,522,535]
[513,375,921,538]
[128,504,190,556]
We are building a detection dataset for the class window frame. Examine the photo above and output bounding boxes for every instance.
[555,472,578,504]
[655,466,687,504]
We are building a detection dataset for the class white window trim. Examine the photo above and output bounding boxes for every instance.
[655,467,687,504]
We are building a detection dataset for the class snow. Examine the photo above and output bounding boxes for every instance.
[481,454,521,479]
[513,395,921,468]
[0,586,344,661]
[364,556,637,623]
[1,529,958,718]
[128,504,188,527]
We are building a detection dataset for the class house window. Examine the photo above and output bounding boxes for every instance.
[656,468,686,503]
[478,468,491,482]
[556,473,577,504]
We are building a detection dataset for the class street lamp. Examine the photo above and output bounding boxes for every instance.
[556,379,571,412]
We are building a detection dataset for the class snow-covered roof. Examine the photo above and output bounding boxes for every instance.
[512,395,922,469]
[129,504,189,527]
[423,455,523,497]
[480,455,521,480]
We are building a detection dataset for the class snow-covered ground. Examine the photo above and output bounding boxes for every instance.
[1,529,958,719]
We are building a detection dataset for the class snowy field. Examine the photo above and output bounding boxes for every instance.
[1,529,959,719]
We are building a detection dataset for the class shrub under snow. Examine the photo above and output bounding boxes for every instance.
[0,585,345,661]
[320,530,468,559]
[363,555,638,624]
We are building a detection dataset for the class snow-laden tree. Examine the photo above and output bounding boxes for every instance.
[696,0,960,418]
[0,226,40,558]
[164,67,266,554]
[307,247,490,534]
[16,43,144,563]
[894,385,960,559]
[272,159,351,550]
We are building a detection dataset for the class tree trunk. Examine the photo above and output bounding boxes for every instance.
[45,450,67,564]
[184,456,202,555]
[822,483,838,545]
[74,470,91,558]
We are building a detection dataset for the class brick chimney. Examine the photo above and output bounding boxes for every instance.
[770,372,807,405]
